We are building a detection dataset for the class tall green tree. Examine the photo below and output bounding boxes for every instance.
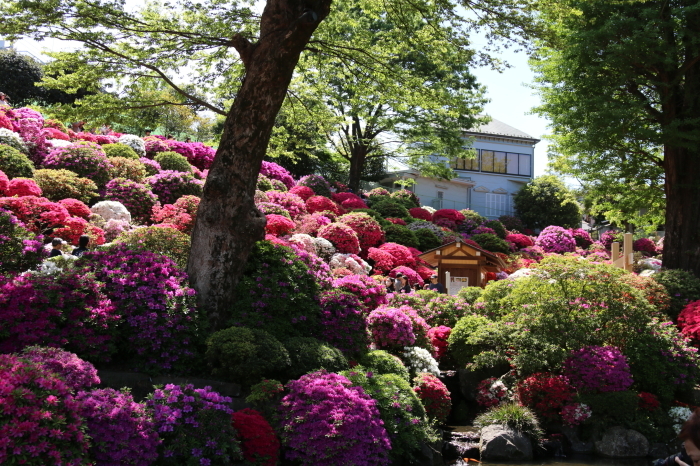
[0,0,540,329]
[513,175,581,230]
[532,0,700,274]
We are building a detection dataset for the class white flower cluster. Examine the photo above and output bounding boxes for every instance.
[117,134,146,157]
[669,406,693,433]
[571,403,592,421]
[639,258,663,271]
[402,346,440,377]
[289,233,316,255]
[312,237,335,260]
[421,205,436,214]
[330,253,371,275]
[91,200,132,224]
[0,127,29,153]
[47,139,73,149]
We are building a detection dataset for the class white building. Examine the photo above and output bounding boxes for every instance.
[379,118,540,219]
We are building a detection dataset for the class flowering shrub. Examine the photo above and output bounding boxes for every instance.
[151,195,200,234]
[104,178,158,224]
[670,406,693,433]
[390,189,420,208]
[470,233,511,254]
[367,187,390,197]
[563,346,634,393]
[633,237,658,255]
[0,195,69,234]
[306,194,340,215]
[43,128,69,141]
[103,142,140,160]
[516,373,575,419]
[76,388,160,466]
[333,274,387,310]
[499,214,524,231]
[103,218,130,242]
[318,222,360,254]
[409,207,433,221]
[58,198,91,219]
[114,225,190,269]
[262,213,293,236]
[476,377,508,408]
[33,169,97,204]
[402,346,440,377]
[413,373,451,423]
[0,270,117,360]
[21,346,100,391]
[393,305,432,351]
[91,199,131,223]
[44,141,112,187]
[260,160,294,189]
[6,178,41,199]
[432,209,465,224]
[570,228,593,248]
[0,354,91,465]
[560,403,592,426]
[505,233,534,250]
[256,201,291,219]
[266,190,307,219]
[0,143,34,178]
[368,306,416,349]
[678,300,700,345]
[79,245,199,373]
[339,212,384,251]
[330,253,371,275]
[638,392,660,411]
[108,156,147,182]
[16,117,51,165]
[378,242,416,268]
[288,185,314,200]
[117,134,146,157]
[278,371,391,466]
[140,157,161,176]
[146,384,242,464]
[0,169,7,194]
[654,269,700,320]
[428,326,451,359]
[389,266,424,288]
[187,142,216,170]
[318,290,369,356]
[0,208,46,273]
[297,174,332,197]
[535,225,577,253]
[146,170,202,205]
[52,216,106,247]
[231,409,279,466]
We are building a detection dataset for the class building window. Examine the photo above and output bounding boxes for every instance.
[431,191,444,210]
[450,149,532,176]
[485,193,509,217]
[450,153,479,171]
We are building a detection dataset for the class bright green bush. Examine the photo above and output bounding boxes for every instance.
[102,143,140,160]
[283,337,348,379]
[457,286,483,304]
[470,233,511,254]
[447,314,493,367]
[256,174,273,192]
[390,189,420,209]
[513,175,581,229]
[107,157,146,182]
[372,199,411,220]
[474,403,543,440]
[359,350,410,381]
[113,226,190,269]
[154,151,192,173]
[653,269,700,320]
[383,223,420,249]
[34,169,97,203]
[0,143,34,178]
[205,327,290,387]
[483,220,507,239]
[460,209,486,225]
[414,228,441,251]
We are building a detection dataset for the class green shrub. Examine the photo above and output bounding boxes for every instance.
[372,199,410,220]
[474,403,543,440]
[470,233,511,254]
[351,208,389,226]
[653,269,700,320]
[283,337,348,379]
[475,280,517,318]
[34,169,98,203]
[460,209,486,225]
[256,174,273,192]
[270,178,288,192]
[448,314,493,367]
[0,209,44,274]
[113,226,190,269]
[513,175,581,229]
[420,293,471,327]
[107,157,146,182]
[390,189,420,208]
[206,327,290,387]
[484,220,507,239]
[102,143,140,160]
[457,286,483,304]
[383,223,420,249]
[414,228,441,251]
[154,151,192,173]
[342,368,432,463]
[359,350,410,381]
[230,241,320,340]
[0,143,34,178]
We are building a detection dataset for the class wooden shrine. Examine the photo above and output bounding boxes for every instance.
[418,240,506,294]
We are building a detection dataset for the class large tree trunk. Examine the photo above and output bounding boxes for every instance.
[348,144,367,193]
[187,0,331,330]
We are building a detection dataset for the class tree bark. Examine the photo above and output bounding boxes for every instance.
[348,144,367,193]
[187,0,332,330]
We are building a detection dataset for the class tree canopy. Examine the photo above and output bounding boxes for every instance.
[513,175,581,230]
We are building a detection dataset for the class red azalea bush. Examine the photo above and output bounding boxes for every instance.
[341,197,368,209]
[266,190,307,219]
[0,195,69,235]
[432,209,465,224]
[318,222,360,254]
[516,372,575,419]
[678,300,700,345]
[434,218,458,231]
[428,326,451,359]
[58,198,91,219]
[44,127,71,140]
[231,408,280,466]
[52,217,106,246]
[21,346,100,391]
[306,195,341,215]
[74,131,98,143]
[563,346,633,393]
[297,174,332,198]
[633,237,658,255]
[0,169,8,194]
[6,177,42,197]
[266,214,296,236]
[367,247,397,274]
[0,354,91,465]
[413,373,451,423]
[319,290,369,357]
[476,377,508,408]
[638,392,660,411]
[333,274,388,310]
[151,195,200,234]
[0,270,117,361]
[338,212,384,252]
[378,242,416,268]
[104,178,158,224]
[505,233,534,250]
[289,185,315,200]
[409,207,433,221]
[332,192,361,204]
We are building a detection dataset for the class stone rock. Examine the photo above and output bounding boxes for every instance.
[594,426,649,458]
[561,426,595,454]
[479,425,533,461]
[443,431,480,461]
[91,200,132,223]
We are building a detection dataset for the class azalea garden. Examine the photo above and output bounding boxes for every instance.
[2,100,700,465]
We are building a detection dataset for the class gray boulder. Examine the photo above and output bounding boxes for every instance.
[479,425,533,461]
[561,425,595,454]
[594,426,649,458]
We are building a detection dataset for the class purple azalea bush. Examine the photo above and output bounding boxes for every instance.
[278,371,391,466]
[367,306,416,349]
[333,274,388,311]
[563,345,634,393]
[260,161,294,190]
[319,290,369,356]
[146,384,241,465]
[43,141,112,187]
[535,225,577,254]
[21,346,100,391]
[103,178,158,224]
[146,170,203,205]
[187,142,216,170]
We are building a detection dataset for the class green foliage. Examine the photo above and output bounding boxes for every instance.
[359,350,410,381]
[0,210,44,273]
[102,143,139,160]
[414,228,441,251]
[383,223,420,249]
[372,199,411,220]
[389,190,420,209]
[513,175,581,229]
[0,49,43,106]
[653,269,700,321]
[113,226,190,269]
[474,403,543,440]
[205,327,290,387]
[256,174,273,192]
[34,168,97,203]
[107,157,146,182]
[351,208,389,226]
[283,337,348,380]
[154,151,192,173]
[457,286,483,305]
[460,209,486,225]
[342,368,432,463]
[470,233,511,254]
[0,143,34,178]
[483,220,507,239]
[447,314,493,367]
[231,241,320,340]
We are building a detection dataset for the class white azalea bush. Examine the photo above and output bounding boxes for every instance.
[402,347,440,377]
[90,200,132,224]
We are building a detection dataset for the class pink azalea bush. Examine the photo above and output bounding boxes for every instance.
[428,326,451,360]
[333,274,387,310]
[151,195,200,234]
[319,290,369,356]
[266,190,307,219]
[0,195,69,234]
[0,169,8,194]
[535,225,577,253]
[306,195,341,215]
[318,222,360,254]
[389,266,424,287]
[633,237,658,255]
[43,141,112,187]
[186,142,216,170]
[145,170,203,205]
[563,346,634,393]
[432,209,465,224]
[104,178,158,224]
[21,346,100,391]
[6,177,42,197]
[339,212,384,252]
[260,160,294,189]
[297,174,332,197]
[58,198,91,219]
[378,242,416,268]
[367,306,416,349]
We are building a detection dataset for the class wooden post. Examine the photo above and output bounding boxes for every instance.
[612,242,622,268]
[624,233,634,272]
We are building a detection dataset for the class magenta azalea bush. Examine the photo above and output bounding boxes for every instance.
[633,237,658,255]
[260,161,294,189]
[563,345,634,393]
[570,228,593,249]
[0,354,91,465]
[146,384,241,465]
[43,141,112,187]
[187,142,216,170]
[319,290,369,356]
[535,225,577,253]
[333,274,387,310]
[146,170,203,205]
[21,346,100,391]
[367,306,416,349]
[278,371,391,466]
[266,190,307,219]
[76,388,160,466]
[103,178,158,224]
